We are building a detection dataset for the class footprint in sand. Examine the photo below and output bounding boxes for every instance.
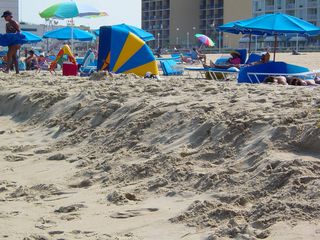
[110,208,159,219]
[5,155,26,162]
[34,148,52,154]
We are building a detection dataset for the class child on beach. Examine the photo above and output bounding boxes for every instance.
[25,50,38,70]
[37,55,49,71]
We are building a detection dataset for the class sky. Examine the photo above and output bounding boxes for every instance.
[20,0,141,28]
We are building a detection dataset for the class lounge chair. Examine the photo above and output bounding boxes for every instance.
[160,60,184,76]
[156,55,181,63]
[237,61,316,84]
[185,66,239,80]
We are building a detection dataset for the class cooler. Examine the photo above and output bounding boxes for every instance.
[62,62,78,76]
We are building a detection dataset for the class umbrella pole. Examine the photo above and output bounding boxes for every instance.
[273,34,278,61]
[296,33,299,52]
[71,18,74,53]
[248,33,252,53]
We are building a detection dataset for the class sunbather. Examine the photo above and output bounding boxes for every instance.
[262,76,288,85]
[180,54,193,64]
[249,52,270,65]
[263,76,317,86]
[205,51,241,69]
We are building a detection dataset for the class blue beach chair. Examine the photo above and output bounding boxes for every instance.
[160,60,184,76]
[238,61,312,84]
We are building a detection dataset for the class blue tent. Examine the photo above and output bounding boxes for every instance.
[43,26,95,41]
[21,31,42,43]
[94,24,154,42]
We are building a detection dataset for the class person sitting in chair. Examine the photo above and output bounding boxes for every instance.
[155,46,162,58]
[37,55,49,71]
[191,48,207,64]
[205,50,241,69]
[25,50,38,70]
[249,52,270,66]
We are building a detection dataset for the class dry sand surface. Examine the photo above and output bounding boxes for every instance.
[0,52,320,240]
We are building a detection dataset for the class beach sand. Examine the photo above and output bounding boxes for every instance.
[0,52,320,240]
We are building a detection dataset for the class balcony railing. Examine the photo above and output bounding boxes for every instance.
[286,3,295,9]
[307,2,318,8]
[307,14,317,20]
[265,5,274,11]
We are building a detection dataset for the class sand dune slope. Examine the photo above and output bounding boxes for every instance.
[0,71,320,240]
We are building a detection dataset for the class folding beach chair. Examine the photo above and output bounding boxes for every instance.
[156,55,181,63]
[185,66,239,80]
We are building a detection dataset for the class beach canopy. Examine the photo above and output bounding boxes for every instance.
[94,24,155,42]
[217,17,269,35]
[21,31,42,43]
[235,13,320,35]
[97,25,158,76]
[39,1,107,19]
[43,26,95,41]
[235,13,320,60]
[217,17,270,53]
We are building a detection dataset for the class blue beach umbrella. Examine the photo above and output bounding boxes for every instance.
[21,31,42,43]
[43,26,95,41]
[94,24,154,42]
[217,16,270,52]
[235,13,320,35]
[235,13,320,60]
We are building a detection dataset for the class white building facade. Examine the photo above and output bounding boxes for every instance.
[0,0,19,32]
[252,0,320,26]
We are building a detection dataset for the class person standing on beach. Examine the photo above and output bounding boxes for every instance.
[2,10,21,74]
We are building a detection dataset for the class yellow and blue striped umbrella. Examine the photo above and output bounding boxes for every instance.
[97,26,158,77]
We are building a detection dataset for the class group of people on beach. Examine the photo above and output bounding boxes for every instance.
[178,47,320,86]
[0,10,50,73]
[263,75,320,86]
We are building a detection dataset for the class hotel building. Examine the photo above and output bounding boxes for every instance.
[142,0,201,48]
[252,0,320,26]
[141,0,252,49]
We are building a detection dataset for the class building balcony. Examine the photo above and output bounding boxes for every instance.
[307,2,318,8]
[307,14,317,20]
[265,5,274,11]
[286,3,296,9]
